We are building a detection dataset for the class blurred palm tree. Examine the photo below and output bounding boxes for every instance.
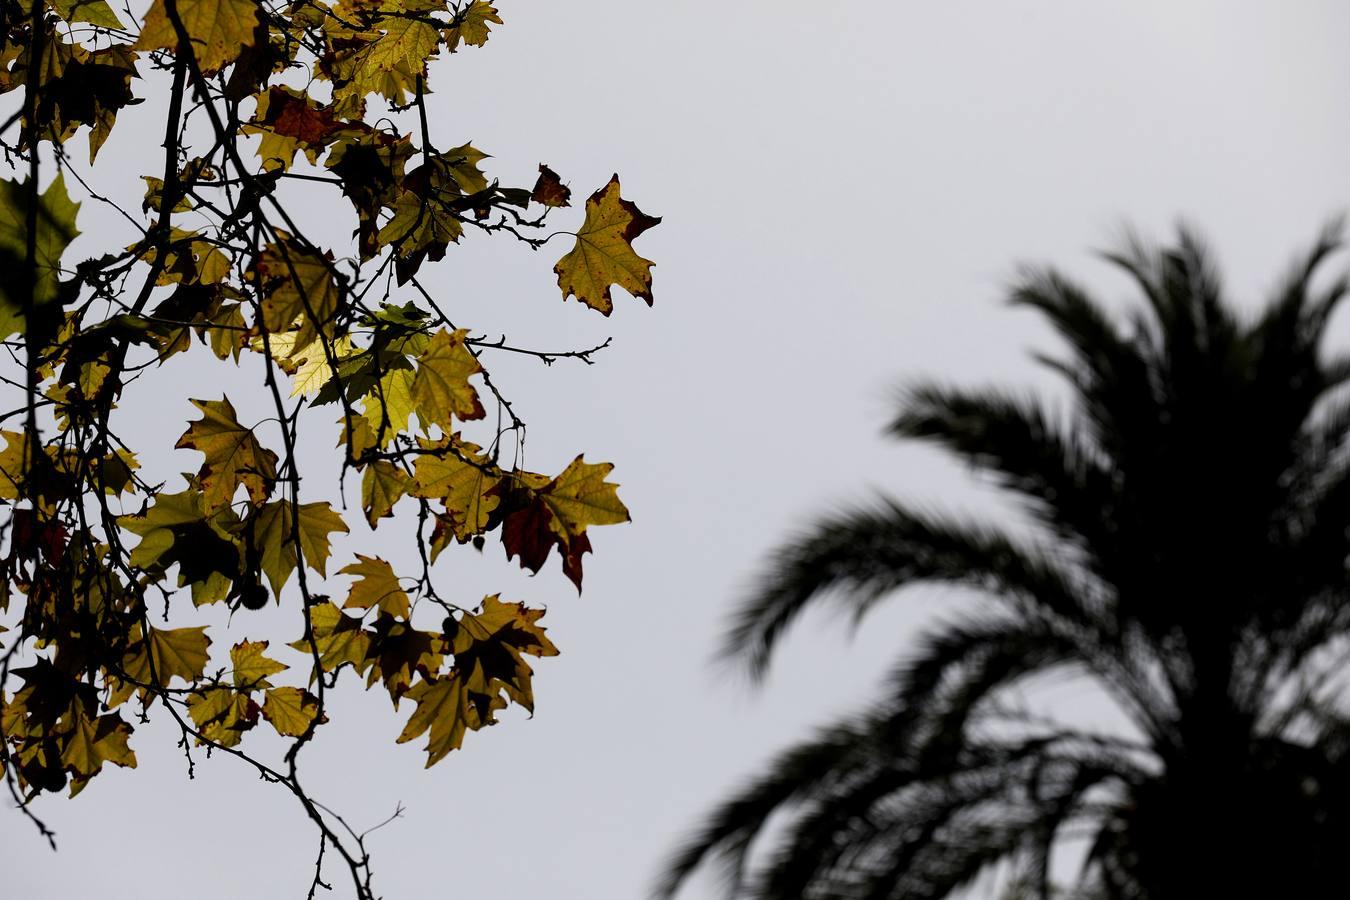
[657,225,1350,900]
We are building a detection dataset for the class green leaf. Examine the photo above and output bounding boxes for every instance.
[0,173,81,337]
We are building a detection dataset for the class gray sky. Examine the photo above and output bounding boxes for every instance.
[7,2,1350,898]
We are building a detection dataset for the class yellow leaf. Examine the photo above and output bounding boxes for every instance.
[136,0,262,75]
[289,601,373,675]
[0,430,31,500]
[255,239,342,353]
[0,174,81,335]
[360,365,417,440]
[60,699,137,786]
[411,328,484,429]
[452,596,558,712]
[186,687,255,747]
[252,500,349,595]
[230,639,287,689]
[362,460,409,528]
[122,625,212,687]
[500,456,629,590]
[553,175,660,315]
[327,15,440,110]
[446,0,501,50]
[262,686,324,736]
[340,553,410,619]
[175,396,278,512]
[51,0,124,29]
[395,674,475,766]
[542,455,631,535]
[410,438,499,543]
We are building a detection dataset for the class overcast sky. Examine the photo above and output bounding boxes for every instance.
[8,2,1350,898]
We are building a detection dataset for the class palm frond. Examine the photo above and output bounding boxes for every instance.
[889,383,1116,558]
[719,502,1104,680]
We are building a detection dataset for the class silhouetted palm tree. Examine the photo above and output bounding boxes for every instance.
[657,225,1350,900]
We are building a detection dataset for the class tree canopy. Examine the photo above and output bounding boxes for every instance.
[0,1,657,895]
[659,226,1350,899]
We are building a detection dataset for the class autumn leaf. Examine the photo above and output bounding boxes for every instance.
[118,487,244,604]
[22,42,138,161]
[137,0,263,75]
[396,673,471,766]
[362,460,410,527]
[531,164,570,208]
[501,456,629,589]
[244,86,345,171]
[411,328,485,429]
[341,554,410,619]
[255,238,342,353]
[262,686,325,736]
[187,687,257,747]
[51,0,123,28]
[366,618,444,700]
[0,173,81,337]
[123,625,212,687]
[231,639,287,689]
[290,601,373,676]
[175,396,279,512]
[453,596,558,711]
[554,175,660,315]
[446,0,502,51]
[410,437,500,545]
[251,499,349,596]
[60,699,136,795]
[543,455,631,536]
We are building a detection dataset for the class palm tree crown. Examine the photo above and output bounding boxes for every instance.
[658,225,1350,900]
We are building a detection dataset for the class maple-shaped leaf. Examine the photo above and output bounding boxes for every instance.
[134,228,231,286]
[261,686,325,736]
[376,190,463,283]
[21,41,138,161]
[251,499,349,596]
[60,699,137,796]
[244,86,346,171]
[122,625,212,687]
[141,177,195,213]
[359,366,417,442]
[117,487,243,604]
[531,164,570,208]
[446,0,502,51]
[175,396,279,512]
[410,437,500,546]
[290,601,373,676]
[324,12,441,113]
[0,429,31,500]
[411,328,485,429]
[231,639,287,689]
[325,129,415,257]
[51,0,124,28]
[136,0,262,75]
[501,456,629,589]
[254,238,343,353]
[553,175,660,315]
[543,455,631,536]
[341,554,410,619]
[362,460,410,528]
[187,686,258,747]
[395,673,473,766]
[452,596,558,712]
[0,173,81,338]
[366,617,444,700]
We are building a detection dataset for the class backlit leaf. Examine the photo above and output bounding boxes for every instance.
[137,0,262,75]
[174,396,279,512]
[553,175,659,315]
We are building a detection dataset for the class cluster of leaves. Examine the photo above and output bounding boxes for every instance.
[0,0,657,894]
